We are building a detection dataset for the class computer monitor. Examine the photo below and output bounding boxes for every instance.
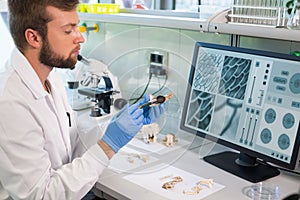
[180,42,300,183]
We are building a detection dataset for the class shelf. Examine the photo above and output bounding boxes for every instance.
[208,9,300,42]
[79,8,299,42]
[79,10,209,32]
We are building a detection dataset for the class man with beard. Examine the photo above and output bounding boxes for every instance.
[0,0,164,200]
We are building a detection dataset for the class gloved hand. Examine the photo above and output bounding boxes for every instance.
[139,94,165,125]
[102,103,144,153]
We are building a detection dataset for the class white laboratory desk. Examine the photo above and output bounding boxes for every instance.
[92,134,300,200]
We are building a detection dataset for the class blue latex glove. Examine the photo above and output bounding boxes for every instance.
[138,94,165,125]
[102,103,144,153]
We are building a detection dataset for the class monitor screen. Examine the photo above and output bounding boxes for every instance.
[181,42,300,182]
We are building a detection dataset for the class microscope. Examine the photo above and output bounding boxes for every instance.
[78,72,119,117]
[73,55,120,117]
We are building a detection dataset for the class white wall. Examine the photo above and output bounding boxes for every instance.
[0,13,14,70]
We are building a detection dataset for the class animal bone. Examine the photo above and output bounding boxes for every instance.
[199,178,214,188]
[126,153,149,163]
[161,176,183,190]
[183,178,214,195]
[183,185,203,195]
[139,123,160,144]
[162,133,177,147]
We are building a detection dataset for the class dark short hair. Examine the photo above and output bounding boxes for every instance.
[8,0,79,51]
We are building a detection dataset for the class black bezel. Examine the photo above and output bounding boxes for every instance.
[180,42,300,170]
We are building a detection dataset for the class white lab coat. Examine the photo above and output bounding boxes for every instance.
[0,48,109,200]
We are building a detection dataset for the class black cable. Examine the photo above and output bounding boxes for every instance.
[129,68,168,104]
[152,73,168,95]
[129,73,152,104]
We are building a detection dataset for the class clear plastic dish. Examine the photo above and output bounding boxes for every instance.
[250,182,280,200]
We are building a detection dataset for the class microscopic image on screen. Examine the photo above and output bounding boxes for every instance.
[186,90,214,131]
[210,96,243,140]
[219,56,251,100]
[188,52,250,142]
[193,51,223,93]
[181,42,300,182]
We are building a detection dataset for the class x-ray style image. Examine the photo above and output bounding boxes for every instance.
[186,52,251,142]
[182,43,300,165]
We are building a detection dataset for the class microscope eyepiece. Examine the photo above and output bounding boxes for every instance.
[77,54,83,61]
[77,54,90,65]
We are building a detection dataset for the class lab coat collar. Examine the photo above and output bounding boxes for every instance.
[9,47,50,99]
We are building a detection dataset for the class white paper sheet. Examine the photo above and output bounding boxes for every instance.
[128,135,190,155]
[123,165,225,200]
[108,146,158,173]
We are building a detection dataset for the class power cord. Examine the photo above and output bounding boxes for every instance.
[129,68,168,104]
[129,73,153,104]
[152,73,168,95]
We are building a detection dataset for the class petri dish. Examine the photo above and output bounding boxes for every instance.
[250,182,280,200]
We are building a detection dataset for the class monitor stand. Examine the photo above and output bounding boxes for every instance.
[203,151,280,183]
